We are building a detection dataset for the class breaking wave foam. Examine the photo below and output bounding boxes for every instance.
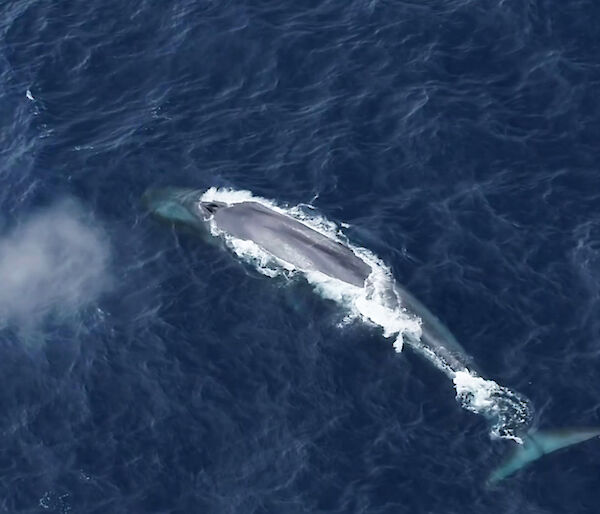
[200,187,531,441]
[453,371,531,442]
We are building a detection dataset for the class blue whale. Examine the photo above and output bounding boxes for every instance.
[144,187,599,482]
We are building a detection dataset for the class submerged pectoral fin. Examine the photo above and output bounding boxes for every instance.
[489,428,600,483]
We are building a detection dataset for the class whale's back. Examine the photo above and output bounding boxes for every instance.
[212,202,371,287]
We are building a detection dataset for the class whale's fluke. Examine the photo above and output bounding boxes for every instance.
[489,428,600,483]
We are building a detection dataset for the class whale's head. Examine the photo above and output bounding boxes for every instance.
[142,187,227,229]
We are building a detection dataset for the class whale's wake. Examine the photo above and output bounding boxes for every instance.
[200,187,532,441]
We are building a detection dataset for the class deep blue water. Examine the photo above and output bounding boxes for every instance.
[1,0,600,512]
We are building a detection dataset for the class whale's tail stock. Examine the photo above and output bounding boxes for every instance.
[488,428,600,484]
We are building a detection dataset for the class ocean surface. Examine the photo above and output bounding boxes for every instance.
[1,1,600,512]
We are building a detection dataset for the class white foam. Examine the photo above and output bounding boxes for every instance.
[199,188,530,440]
[454,369,530,442]
[454,370,496,410]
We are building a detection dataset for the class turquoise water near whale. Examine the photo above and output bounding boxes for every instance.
[1,1,600,512]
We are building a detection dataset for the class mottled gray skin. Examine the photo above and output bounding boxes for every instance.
[210,201,372,288]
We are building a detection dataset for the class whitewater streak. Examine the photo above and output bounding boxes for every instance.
[200,187,532,441]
